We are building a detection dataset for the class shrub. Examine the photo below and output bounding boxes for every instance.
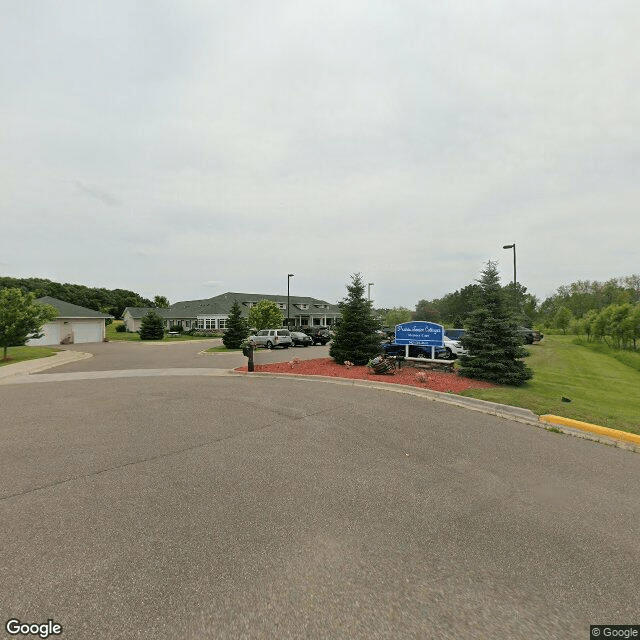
[169,325,184,333]
[115,324,127,333]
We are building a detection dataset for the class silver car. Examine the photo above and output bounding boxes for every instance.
[249,329,292,349]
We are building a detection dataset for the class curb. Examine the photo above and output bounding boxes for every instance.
[235,370,540,424]
[540,415,640,449]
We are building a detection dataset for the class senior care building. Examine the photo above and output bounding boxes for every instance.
[122,292,341,332]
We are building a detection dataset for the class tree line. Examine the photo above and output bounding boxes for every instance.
[0,277,162,319]
[378,274,640,339]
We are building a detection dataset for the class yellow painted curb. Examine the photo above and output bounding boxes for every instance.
[540,415,640,446]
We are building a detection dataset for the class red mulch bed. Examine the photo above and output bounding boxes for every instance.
[235,357,496,393]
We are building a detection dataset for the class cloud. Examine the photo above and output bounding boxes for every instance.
[74,181,121,207]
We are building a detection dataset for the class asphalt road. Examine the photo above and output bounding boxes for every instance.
[2,343,639,639]
[43,339,326,372]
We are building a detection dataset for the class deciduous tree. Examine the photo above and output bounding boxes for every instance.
[0,289,58,358]
[247,300,284,331]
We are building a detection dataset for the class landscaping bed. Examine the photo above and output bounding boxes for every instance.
[235,357,496,393]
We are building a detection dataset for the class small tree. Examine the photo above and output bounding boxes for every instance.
[384,307,413,328]
[0,289,58,359]
[458,261,533,385]
[247,300,284,331]
[222,300,250,349]
[139,310,165,340]
[554,306,573,334]
[330,273,382,365]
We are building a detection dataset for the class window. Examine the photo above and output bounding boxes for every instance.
[186,320,191,328]
[218,319,227,329]
[278,303,286,310]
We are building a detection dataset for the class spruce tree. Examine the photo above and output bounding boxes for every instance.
[458,261,533,385]
[222,300,250,349]
[139,310,165,340]
[330,273,382,365]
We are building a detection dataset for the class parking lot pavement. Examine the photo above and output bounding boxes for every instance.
[29,340,331,374]
[2,374,640,639]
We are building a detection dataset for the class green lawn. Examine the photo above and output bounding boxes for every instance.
[0,346,61,367]
[459,335,640,435]
[205,346,241,353]
[106,321,221,342]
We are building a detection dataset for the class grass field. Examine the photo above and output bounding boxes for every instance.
[0,346,61,367]
[106,321,220,342]
[460,335,640,435]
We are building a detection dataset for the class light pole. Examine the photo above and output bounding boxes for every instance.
[503,243,517,314]
[287,273,294,327]
[368,282,374,302]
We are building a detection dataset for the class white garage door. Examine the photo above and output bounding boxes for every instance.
[28,322,60,346]
[72,323,102,344]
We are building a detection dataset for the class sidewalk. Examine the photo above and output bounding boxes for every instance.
[0,349,93,382]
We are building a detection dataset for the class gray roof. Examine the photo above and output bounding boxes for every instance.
[122,307,189,320]
[169,292,340,316]
[36,296,113,319]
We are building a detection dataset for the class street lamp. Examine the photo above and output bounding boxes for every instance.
[503,243,517,313]
[368,282,374,302]
[287,273,294,327]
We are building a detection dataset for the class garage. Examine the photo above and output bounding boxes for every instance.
[27,322,61,346]
[27,297,113,346]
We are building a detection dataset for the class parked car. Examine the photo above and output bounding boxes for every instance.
[517,327,544,344]
[445,328,465,340]
[440,336,467,359]
[305,327,331,345]
[382,342,446,359]
[290,331,313,347]
[249,329,292,349]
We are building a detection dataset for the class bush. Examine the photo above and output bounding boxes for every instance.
[115,324,127,333]
[169,325,184,333]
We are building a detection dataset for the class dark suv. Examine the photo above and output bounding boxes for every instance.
[305,327,331,345]
[517,327,543,344]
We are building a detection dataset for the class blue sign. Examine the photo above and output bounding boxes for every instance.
[394,321,444,347]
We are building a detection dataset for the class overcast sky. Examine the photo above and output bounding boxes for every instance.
[1,1,638,308]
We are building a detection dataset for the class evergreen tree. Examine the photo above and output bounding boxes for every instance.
[139,310,165,340]
[458,261,533,385]
[330,273,382,365]
[222,300,250,349]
